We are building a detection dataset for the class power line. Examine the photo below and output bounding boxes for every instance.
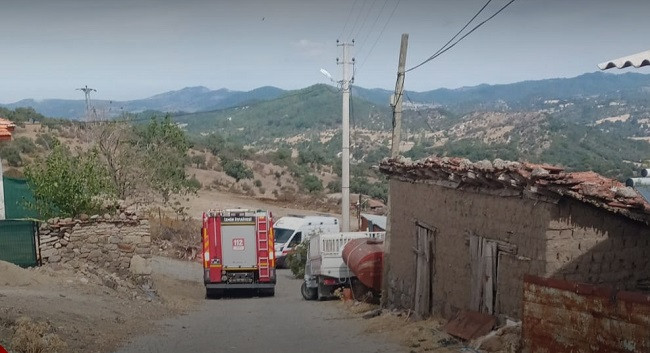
[351,0,379,42]
[338,0,360,40]
[347,0,369,41]
[354,0,390,55]
[404,91,436,133]
[428,0,493,61]
[406,0,517,73]
[357,0,402,72]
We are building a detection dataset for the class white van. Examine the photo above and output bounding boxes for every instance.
[273,215,340,268]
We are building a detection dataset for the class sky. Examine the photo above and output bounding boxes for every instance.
[1,0,650,103]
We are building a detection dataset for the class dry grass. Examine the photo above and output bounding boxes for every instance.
[10,317,67,353]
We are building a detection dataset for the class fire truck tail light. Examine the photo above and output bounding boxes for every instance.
[204,250,210,262]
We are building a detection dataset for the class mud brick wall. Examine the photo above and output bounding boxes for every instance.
[38,214,151,274]
[545,198,650,290]
[386,180,555,319]
[522,275,650,353]
[385,179,650,320]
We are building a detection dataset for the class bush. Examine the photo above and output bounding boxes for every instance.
[13,136,37,154]
[11,316,68,353]
[327,179,341,192]
[301,174,323,193]
[254,179,262,187]
[23,146,113,219]
[285,240,308,278]
[221,158,253,182]
[187,175,202,190]
[34,133,59,150]
[0,144,22,166]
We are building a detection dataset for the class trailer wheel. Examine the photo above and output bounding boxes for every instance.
[301,282,317,300]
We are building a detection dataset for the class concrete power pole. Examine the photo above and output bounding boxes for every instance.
[338,40,354,232]
[382,33,408,308]
[77,85,97,121]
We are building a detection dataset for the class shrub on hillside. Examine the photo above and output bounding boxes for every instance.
[13,136,37,154]
[301,174,323,193]
[221,158,253,182]
[0,144,22,167]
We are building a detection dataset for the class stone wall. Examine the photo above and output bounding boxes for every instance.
[39,213,152,275]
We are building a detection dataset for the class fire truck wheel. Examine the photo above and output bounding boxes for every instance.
[259,288,275,297]
[206,288,223,299]
[301,282,317,300]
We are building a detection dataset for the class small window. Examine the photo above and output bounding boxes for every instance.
[289,232,302,246]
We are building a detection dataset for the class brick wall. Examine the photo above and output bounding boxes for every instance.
[39,213,151,275]
[522,275,650,353]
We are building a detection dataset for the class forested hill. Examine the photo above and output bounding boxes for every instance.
[5,71,650,119]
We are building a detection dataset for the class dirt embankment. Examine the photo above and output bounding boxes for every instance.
[0,259,203,353]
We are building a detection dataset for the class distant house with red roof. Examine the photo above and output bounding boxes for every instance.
[0,118,15,142]
[379,156,650,320]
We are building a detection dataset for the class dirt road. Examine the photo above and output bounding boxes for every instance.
[114,266,405,353]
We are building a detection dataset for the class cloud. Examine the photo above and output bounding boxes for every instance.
[293,39,328,58]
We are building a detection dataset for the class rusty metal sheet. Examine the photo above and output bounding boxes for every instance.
[444,310,496,340]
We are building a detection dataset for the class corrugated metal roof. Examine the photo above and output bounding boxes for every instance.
[361,213,387,230]
[598,50,650,70]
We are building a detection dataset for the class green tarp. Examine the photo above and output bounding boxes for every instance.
[0,220,37,267]
[3,177,38,219]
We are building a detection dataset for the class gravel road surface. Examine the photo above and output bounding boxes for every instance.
[114,262,404,353]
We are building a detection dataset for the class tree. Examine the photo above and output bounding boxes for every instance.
[24,145,112,219]
[221,158,253,182]
[93,121,144,200]
[135,116,196,203]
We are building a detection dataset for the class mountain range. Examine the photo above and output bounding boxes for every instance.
[4,71,650,119]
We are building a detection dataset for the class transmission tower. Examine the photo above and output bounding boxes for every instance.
[76,85,97,120]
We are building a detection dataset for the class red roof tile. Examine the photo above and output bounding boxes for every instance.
[379,156,650,224]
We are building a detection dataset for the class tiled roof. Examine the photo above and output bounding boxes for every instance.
[379,156,650,224]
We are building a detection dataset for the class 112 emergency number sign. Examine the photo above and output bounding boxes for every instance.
[232,238,245,251]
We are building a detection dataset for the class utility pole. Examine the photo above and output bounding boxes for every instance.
[390,34,408,157]
[338,40,354,232]
[381,33,408,308]
[76,85,97,121]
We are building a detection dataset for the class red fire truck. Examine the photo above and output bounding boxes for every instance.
[202,209,276,298]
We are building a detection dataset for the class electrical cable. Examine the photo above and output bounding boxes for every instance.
[347,0,369,41]
[351,0,378,42]
[356,0,402,72]
[404,91,436,133]
[407,0,517,73]
[427,0,493,61]
[354,0,390,55]
[338,0,360,40]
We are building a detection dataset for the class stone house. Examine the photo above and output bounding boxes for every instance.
[379,156,650,320]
